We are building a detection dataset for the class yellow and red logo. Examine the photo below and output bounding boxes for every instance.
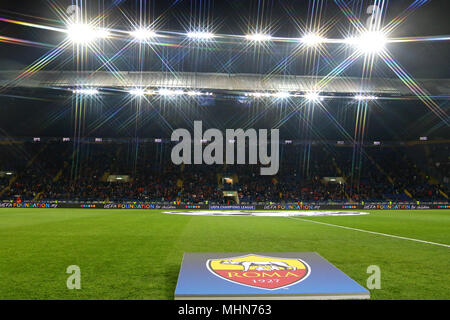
[207,254,310,290]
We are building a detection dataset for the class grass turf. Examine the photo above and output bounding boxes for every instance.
[0,208,449,300]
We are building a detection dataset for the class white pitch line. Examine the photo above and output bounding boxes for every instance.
[288,217,450,248]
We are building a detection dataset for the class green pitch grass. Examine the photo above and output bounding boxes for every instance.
[0,208,449,300]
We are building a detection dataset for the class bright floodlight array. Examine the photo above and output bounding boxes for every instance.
[72,87,378,102]
[65,21,390,55]
[66,24,110,44]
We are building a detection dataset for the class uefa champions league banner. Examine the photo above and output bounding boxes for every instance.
[209,205,256,210]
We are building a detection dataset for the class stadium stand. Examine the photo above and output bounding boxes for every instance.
[0,141,448,203]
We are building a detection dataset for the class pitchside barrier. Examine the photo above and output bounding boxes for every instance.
[0,201,448,210]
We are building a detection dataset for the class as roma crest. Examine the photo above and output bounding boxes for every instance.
[207,254,310,290]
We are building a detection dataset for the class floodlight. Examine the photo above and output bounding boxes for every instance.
[67,24,109,44]
[73,88,99,95]
[301,33,325,47]
[67,24,95,44]
[245,33,272,42]
[129,88,146,96]
[347,31,387,54]
[304,92,322,102]
[187,31,215,40]
[130,28,157,41]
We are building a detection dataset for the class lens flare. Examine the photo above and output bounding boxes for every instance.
[66,24,110,44]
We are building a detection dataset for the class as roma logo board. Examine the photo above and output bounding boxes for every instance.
[207,254,309,290]
[175,252,370,300]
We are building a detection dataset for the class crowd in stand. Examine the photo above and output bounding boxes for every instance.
[0,142,448,203]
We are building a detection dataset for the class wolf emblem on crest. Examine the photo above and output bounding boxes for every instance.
[220,259,297,271]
